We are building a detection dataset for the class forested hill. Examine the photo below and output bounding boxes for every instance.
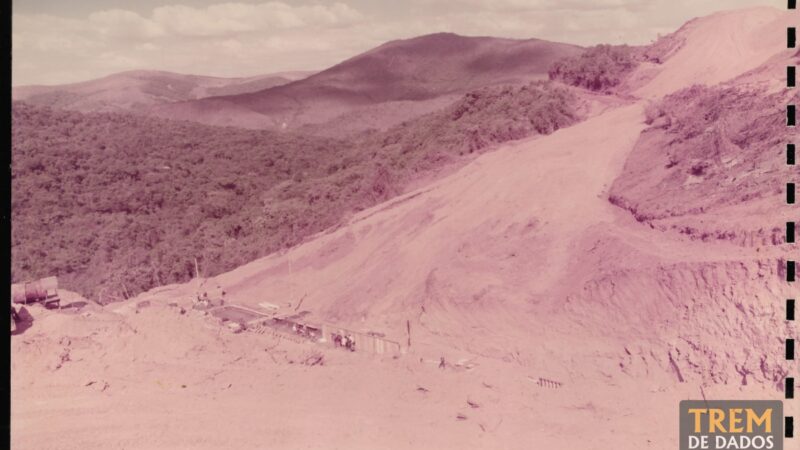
[11,81,579,300]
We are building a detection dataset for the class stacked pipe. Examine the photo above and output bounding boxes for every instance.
[11,276,59,306]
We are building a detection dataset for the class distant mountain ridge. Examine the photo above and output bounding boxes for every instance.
[12,70,312,113]
[150,33,583,131]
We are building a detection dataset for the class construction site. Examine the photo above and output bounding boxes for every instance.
[9,5,799,450]
[195,288,404,357]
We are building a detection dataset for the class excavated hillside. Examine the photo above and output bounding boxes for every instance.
[197,5,795,392]
[11,6,798,450]
[610,83,798,246]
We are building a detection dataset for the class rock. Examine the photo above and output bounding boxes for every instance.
[225,322,243,333]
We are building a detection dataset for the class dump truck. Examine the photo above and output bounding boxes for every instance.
[11,276,60,333]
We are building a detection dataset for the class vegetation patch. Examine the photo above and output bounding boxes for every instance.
[610,85,794,225]
[12,81,580,300]
[548,44,640,92]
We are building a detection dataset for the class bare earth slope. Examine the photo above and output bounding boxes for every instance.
[11,7,797,450]
[631,7,791,98]
[12,70,311,113]
[152,33,583,131]
[610,6,799,246]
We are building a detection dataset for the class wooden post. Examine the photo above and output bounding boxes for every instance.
[194,257,200,279]
[294,294,306,312]
[406,320,411,348]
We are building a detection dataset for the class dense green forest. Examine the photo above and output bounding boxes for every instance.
[12,81,579,301]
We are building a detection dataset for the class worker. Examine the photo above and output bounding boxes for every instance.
[439,356,446,369]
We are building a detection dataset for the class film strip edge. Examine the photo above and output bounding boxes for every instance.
[788,0,797,442]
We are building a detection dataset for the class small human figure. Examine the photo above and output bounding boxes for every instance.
[439,356,446,369]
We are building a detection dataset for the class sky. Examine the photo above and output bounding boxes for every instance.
[12,0,781,86]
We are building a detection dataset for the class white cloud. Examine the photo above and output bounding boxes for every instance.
[88,9,165,39]
[412,0,647,13]
[135,42,160,52]
[151,5,253,37]
[150,2,364,37]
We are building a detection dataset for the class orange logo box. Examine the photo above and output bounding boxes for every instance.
[680,401,784,450]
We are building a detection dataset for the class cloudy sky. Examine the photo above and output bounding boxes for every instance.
[13,0,780,85]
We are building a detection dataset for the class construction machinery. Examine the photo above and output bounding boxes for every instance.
[11,276,60,333]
